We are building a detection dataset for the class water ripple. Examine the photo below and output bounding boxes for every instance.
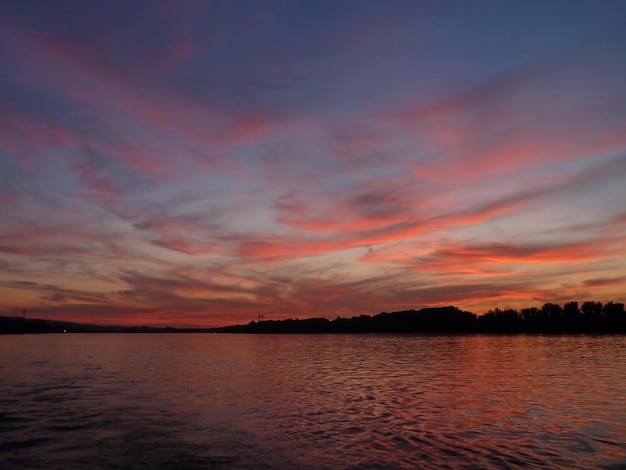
[1,334,625,469]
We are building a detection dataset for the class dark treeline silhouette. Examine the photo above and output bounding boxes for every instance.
[216,301,626,334]
[0,316,187,334]
[476,301,626,333]
[2,301,625,334]
[215,306,476,334]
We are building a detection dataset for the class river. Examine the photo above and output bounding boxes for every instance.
[1,333,625,469]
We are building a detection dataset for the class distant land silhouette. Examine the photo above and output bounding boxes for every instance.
[2,301,625,334]
[0,317,191,334]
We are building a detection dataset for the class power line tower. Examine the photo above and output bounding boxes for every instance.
[257,313,264,322]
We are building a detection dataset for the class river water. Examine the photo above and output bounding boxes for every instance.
[1,334,625,469]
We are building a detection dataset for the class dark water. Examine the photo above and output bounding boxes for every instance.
[1,334,625,469]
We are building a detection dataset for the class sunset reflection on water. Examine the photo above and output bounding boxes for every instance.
[1,334,625,469]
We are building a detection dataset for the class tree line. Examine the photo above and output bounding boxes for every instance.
[2,301,625,334]
[217,301,626,334]
[476,301,626,333]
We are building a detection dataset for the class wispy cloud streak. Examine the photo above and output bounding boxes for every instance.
[1,1,625,326]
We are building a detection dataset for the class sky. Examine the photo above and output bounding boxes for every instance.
[1,0,626,328]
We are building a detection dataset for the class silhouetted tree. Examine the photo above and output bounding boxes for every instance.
[519,307,539,331]
[581,301,603,330]
[540,303,563,331]
[477,308,523,332]
[563,301,580,331]
[603,302,626,330]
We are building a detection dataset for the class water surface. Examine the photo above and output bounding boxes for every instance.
[1,334,625,469]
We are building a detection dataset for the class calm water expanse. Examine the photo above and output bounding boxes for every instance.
[1,334,625,469]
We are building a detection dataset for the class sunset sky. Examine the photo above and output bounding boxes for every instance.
[1,1,626,327]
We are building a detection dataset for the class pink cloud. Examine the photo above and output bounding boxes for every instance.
[150,238,214,256]
[380,34,626,183]
[2,22,266,180]
[582,276,626,288]
[0,222,107,257]
[423,240,612,267]
[131,213,221,255]
[276,191,411,234]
